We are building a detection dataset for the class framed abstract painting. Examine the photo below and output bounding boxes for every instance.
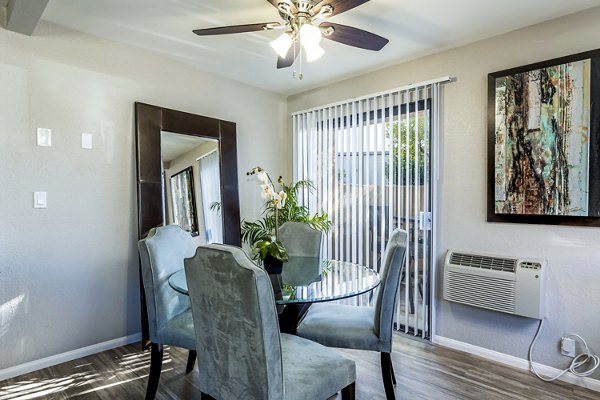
[488,49,600,226]
[169,166,199,235]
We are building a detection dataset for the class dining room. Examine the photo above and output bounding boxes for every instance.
[2,1,600,399]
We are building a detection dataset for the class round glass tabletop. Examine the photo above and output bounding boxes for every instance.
[168,257,380,305]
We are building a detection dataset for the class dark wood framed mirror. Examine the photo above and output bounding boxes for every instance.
[134,102,241,343]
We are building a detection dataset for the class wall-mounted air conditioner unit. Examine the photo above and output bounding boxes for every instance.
[443,250,546,319]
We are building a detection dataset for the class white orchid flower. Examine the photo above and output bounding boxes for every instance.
[278,191,287,208]
[261,184,275,200]
[272,192,282,209]
[272,191,287,209]
[256,171,268,185]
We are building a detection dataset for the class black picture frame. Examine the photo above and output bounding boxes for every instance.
[487,49,600,226]
[169,166,199,236]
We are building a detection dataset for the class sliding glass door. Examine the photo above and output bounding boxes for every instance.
[293,83,441,338]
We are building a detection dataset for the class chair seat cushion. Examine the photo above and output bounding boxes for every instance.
[297,303,383,352]
[281,334,355,400]
[156,309,195,350]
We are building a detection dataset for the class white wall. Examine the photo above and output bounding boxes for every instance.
[0,20,288,371]
[288,7,600,380]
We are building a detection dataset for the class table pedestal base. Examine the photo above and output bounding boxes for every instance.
[278,303,311,334]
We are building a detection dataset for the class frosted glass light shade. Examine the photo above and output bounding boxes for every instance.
[270,33,293,58]
[303,43,325,62]
[299,23,322,45]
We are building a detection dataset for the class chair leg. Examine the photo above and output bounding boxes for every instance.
[341,382,356,400]
[146,343,163,400]
[380,352,396,400]
[186,350,197,373]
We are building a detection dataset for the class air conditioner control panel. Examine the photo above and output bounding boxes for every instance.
[519,261,542,270]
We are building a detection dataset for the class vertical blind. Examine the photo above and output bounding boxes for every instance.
[292,77,448,337]
[199,150,223,244]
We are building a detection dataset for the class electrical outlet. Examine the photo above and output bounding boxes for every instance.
[561,337,575,358]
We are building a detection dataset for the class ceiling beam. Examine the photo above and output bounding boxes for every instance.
[6,0,49,36]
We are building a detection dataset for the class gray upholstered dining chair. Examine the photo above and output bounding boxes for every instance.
[296,228,408,400]
[277,221,324,330]
[279,221,323,257]
[138,224,198,400]
[184,244,357,400]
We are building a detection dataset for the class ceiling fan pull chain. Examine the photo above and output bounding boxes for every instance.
[299,48,303,80]
[294,40,303,80]
[292,40,298,79]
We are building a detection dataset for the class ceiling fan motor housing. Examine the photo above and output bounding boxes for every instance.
[278,1,332,25]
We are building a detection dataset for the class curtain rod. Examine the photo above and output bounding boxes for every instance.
[291,76,453,116]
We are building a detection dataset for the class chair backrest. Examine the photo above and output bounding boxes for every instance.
[185,244,284,399]
[374,229,408,350]
[279,221,323,257]
[138,225,197,342]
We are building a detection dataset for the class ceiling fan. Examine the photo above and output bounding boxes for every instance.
[192,0,389,71]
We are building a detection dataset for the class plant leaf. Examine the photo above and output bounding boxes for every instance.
[268,240,289,262]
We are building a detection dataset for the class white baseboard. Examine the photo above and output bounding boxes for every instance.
[432,335,600,392]
[0,332,142,381]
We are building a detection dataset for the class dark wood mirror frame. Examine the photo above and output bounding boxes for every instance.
[134,102,241,342]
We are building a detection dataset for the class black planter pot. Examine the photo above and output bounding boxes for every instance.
[263,254,284,274]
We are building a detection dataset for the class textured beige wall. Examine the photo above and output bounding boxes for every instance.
[0,20,287,372]
[288,7,600,378]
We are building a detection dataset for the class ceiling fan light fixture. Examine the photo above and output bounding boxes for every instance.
[299,23,322,46]
[303,42,325,62]
[270,32,293,58]
[299,23,324,62]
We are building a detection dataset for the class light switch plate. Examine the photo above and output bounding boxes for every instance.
[37,128,52,147]
[34,192,47,208]
[82,133,93,149]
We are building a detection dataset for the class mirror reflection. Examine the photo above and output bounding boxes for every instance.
[161,131,223,244]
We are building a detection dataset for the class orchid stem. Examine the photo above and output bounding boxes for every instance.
[275,207,279,241]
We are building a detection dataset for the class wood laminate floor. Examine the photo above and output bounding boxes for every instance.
[0,333,598,400]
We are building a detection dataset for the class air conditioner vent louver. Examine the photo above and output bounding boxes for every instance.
[444,250,547,319]
[445,271,516,314]
[449,252,516,272]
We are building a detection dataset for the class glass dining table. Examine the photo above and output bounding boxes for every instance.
[168,256,381,333]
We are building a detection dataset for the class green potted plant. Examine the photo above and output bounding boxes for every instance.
[243,166,331,273]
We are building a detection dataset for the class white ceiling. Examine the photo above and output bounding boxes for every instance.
[40,0,599,95]
[161,131,214,163]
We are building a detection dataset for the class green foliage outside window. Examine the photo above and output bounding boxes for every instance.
[385,113,429,185]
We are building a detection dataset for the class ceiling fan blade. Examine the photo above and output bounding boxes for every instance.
[277,47,299,69]
[193,22,279,36]
[313,0,370,17]
[320,22,388,51]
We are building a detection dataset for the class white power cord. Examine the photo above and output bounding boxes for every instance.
[528,318,600,382]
